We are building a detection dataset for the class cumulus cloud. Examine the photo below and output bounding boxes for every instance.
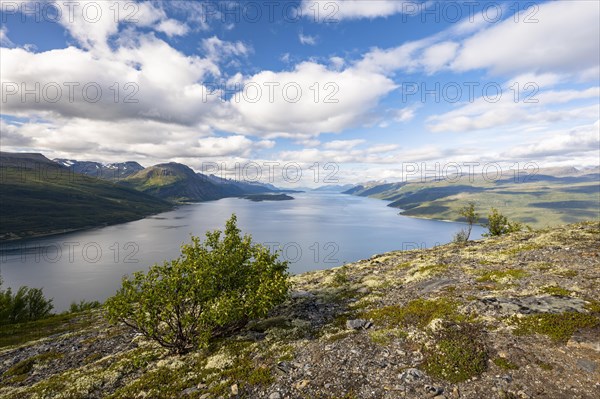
[426,86,600,133]
[213,61,397,138]
[450,1,600,75]
[0,37,222,126]
[503,121,600,158]
[355,1,599,78]
[0,117,274,162]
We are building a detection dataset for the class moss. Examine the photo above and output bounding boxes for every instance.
[476,269,528,283]
[247,316,290,332]
[511,312,600,343]
[554,269,578,278]
[325,330,357,342]
[329,266,350,287]
[348,298,378,311]
[83,352,104,364]
[396,261,412,269]
[584,300,600,314]
[531,262,552,271]
[493,357,519,370]
[500,243,541,256]
[414,263,448,277]
[368,328,408,345]
[276,345,295,362]
[540,285,572,297]
[423,323,488,383]
[3,351,63,379]
[362,298,462,329]
[536,360,554,371]
[0,311,96,348]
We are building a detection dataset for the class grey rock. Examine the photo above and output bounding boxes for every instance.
[182,387,199,395]
[425,385,444,397]
[568,325,600,352]
[346,319,370,330]
[416,278,458,294]
[291,290,314,299]
[269,393,282,399]
[399,368,425,383]
[576,358,597,373]
[480,296,587,315]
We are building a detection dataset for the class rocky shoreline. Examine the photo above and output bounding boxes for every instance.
[1,222,599,398]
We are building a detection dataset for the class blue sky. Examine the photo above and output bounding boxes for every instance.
[1,0,599,186]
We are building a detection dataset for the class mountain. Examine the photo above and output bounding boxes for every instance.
[204,174,281,195]
[121,163,230,202]
[344,167,600,228]
[53,159,144,180]
[312,184,355,193]
[0,152,171,240]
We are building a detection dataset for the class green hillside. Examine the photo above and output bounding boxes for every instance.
[345,169,600,228]
[121,162,233,203]
[0,153,172,240]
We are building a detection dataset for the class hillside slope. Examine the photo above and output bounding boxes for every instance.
[122,163,281,203]
[344,168,600,228]
[0,152,172,240]
[1,222,598,398]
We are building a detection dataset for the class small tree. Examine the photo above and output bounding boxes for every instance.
[456,202,479,242]
[0,276,54,325]
[483,208,523,237]
[105,214,290,354]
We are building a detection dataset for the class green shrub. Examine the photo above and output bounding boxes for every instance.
[423,323,488,383]
[483,208,523,237]
[511,312,599,342]
[452,228,470,244]
[105,214,290,354]
[0,276,54,325]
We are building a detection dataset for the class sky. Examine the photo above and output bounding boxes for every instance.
[0,0,599,187]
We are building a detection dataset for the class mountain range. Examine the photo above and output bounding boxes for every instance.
[0,152,171,240]
[53,159,145,180]
[0,152,287,240]
[343,167,600,228]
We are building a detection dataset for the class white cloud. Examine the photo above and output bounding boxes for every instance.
[155,19,189,37]
[354,1,599,79]
[394,106,418,123]
[421,41,459,74]
[451,1,600,75]
[299,33,317,46]
[0,36,222,126]
[302,0,423,21]
[214,61,397,138]
[0,117,274,161]
[329,56,345,70]
[0,26,13,47]
[426,86,600,133]
[201,36,251,61]
[323,139,365,150]
[504,121,600,158]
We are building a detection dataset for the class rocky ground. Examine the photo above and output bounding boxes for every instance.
[1,222,599,399]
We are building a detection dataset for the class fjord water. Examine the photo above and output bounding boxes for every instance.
[1,193,484,311]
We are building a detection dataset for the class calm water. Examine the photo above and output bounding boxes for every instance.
[1,193,484,311]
